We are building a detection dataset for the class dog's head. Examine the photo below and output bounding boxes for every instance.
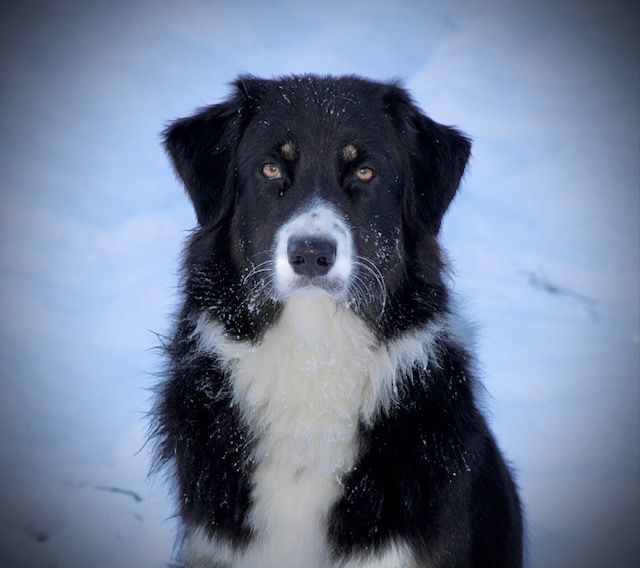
[164,75,470,337]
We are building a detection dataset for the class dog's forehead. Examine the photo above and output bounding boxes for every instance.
[242,78,391,151]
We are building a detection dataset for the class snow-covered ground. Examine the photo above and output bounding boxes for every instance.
[0,1,637,567]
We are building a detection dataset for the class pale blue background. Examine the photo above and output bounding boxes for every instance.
[1,1,638,566]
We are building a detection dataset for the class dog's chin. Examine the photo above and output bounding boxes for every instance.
[277,276,348,303]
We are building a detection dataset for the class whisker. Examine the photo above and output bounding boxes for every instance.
[243,258,276,283]
[353,256,387,320]
[347,274,369,311]
[352,273,374,304]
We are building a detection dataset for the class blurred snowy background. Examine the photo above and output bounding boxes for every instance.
[0,0,638,567]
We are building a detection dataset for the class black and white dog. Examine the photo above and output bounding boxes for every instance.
[152,74,522,568]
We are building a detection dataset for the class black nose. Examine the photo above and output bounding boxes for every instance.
[287,237,337,277]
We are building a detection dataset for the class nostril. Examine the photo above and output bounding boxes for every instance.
[291,255,305,266]
[317,256,330,267]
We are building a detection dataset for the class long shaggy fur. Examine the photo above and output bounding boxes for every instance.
[151,74,522,568]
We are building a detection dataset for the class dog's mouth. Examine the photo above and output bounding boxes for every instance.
[284,274,348,299]
[242,260,386,321]
[241,259,350,310]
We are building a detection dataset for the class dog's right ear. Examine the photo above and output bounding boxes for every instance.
[163,101,238,226]
[164,77,268,226]
[163,79,265,226]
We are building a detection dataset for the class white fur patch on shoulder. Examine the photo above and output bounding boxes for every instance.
[333,541,419,568]
[366,319,446,416]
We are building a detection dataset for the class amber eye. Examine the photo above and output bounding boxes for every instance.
[261,162,282,180]
[356,167,375,182]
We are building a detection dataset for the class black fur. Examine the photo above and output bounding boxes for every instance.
[152,74,522,567]
[328,348,522,566]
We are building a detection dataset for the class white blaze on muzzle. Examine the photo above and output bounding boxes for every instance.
[273,202,353,298]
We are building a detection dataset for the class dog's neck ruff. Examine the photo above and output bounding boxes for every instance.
[192,296,449,424]
[188,297,449,568]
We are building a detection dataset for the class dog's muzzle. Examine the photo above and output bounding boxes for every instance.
[273,203,353,299]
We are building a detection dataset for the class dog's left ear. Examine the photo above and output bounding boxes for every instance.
[384,86,471,234]
[408,113,471,234]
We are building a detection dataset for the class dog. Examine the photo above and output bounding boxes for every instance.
[152,74,523,568]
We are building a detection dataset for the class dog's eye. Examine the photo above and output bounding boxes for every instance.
[261,162,283,180]
[355,167,375,182]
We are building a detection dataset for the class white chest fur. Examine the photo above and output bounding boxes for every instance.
[241,299,381,567]
[191,297,380,567]
[188,297,449,568]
